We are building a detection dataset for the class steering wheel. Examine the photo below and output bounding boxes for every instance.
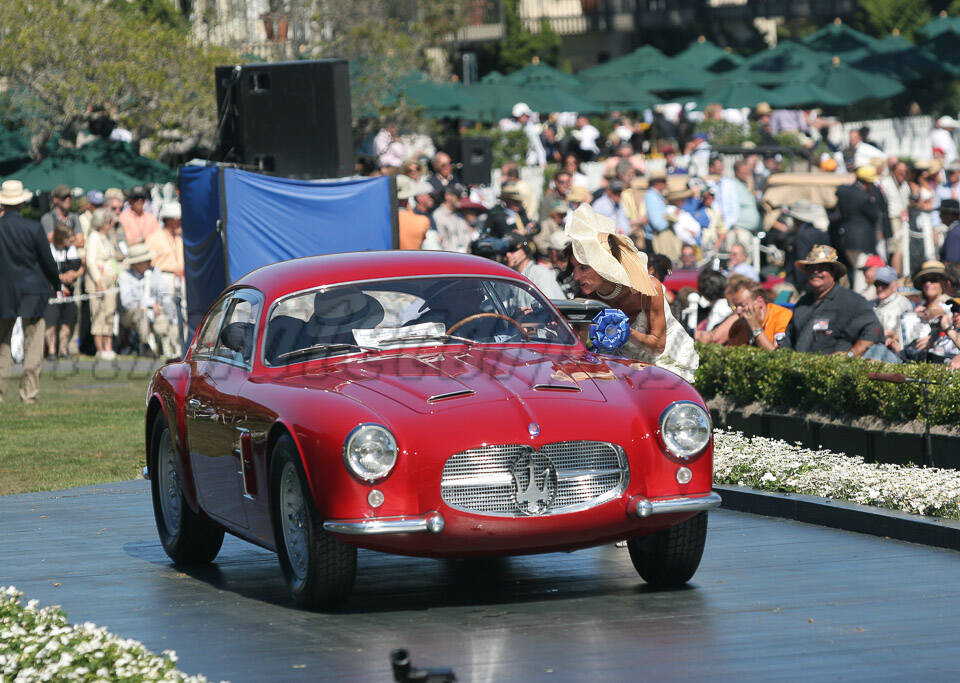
[448,313,530,341]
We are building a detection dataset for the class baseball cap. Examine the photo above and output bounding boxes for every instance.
[862,254,885,269]
[86,190,105,206]
[52,184,71,199]
[874,266,898,286]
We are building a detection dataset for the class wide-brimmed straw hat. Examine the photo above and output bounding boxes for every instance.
[0,180,32,205]
[796,244,847,277]
[913,260,948,287]
[566,186,593,203]
[564,204,658,296]
[783,200,829,231]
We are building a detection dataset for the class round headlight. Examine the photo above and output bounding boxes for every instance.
[659,402,712,460]
[343,424,398,483]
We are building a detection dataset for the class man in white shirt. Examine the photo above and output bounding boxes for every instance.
[880,160,911,275]
[931,116,959,164]
[849,128,885,169]
[510,103,547,168]
[571,114,600,161]
[118,244,173,357]
[873,265,913,352]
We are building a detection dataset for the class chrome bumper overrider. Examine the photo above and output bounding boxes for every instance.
[323,512,445,536]
[627,492,722,518]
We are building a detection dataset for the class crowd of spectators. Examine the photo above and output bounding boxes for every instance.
[3,180,185,371]
[372,99,960,370]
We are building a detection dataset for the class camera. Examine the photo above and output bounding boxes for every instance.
[470,230,527,259]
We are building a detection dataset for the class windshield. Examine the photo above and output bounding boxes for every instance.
[263,276,577,365]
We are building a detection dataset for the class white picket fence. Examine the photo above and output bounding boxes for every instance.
[826,115,942,161]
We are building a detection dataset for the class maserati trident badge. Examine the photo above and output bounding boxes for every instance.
[510,452,558,515]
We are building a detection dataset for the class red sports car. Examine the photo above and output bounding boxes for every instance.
[145,251,720,608]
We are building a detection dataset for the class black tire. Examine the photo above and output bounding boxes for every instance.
[270,434,357,609]
[627,512,708,588]
[149,413,224,564]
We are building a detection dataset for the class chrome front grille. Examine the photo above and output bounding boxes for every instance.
[440,441,629,517]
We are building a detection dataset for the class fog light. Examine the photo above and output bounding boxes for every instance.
[676,467,692,484]
[367,489,385,508]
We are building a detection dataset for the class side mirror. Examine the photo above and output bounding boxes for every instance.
[220,322,253,358]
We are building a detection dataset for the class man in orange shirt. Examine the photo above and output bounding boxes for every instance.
[727,279,793,349]
[118,186,159,246]
[396,176,429,250]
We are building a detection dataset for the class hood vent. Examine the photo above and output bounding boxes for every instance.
[533,383,581,392]
[427,389,476,403]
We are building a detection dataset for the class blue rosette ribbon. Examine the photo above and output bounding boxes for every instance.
[589,308,630,353]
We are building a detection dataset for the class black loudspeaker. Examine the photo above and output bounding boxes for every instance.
[215,60,353,179]
[452,137,493,186]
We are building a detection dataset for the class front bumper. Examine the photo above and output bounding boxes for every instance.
[323,511,445,536]
[626,492,722,518]
[322,492,722,537]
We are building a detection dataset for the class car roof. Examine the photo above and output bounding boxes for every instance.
[234,250,526,301]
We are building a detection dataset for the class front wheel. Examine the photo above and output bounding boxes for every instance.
[149,413,224,564]
[627,512,708,588]
[270,435,357,609]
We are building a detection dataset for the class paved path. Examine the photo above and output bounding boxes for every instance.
[3,481,960,681]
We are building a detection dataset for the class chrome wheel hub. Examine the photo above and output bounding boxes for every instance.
[280,462,309,581]
[157,429,182,534]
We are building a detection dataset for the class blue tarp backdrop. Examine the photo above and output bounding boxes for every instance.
[179,165,396,332]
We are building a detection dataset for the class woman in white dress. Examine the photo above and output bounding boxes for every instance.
[565,205,699,382]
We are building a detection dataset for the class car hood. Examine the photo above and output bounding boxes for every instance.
[333,347,616,414]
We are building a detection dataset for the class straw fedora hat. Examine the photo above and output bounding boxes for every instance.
[913,260,948,287]
[665,187,694,203]
[795,244,847,277]
[564,204,658,296]
[124,243,154,266]
[0,180,32,205]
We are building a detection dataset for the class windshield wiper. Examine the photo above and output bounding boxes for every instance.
[277,342,380,361]
[375,334,474,348]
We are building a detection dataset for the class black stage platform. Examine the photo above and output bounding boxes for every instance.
[3,480,960,681]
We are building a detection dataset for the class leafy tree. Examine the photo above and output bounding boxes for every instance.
[498,0,561,72]
[0,0,235,158]
[856,0,931,40]
[313,0,462,129]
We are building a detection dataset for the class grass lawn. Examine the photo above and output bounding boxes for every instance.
[0,361,157,495]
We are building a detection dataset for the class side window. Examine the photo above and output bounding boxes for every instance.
[194,295,231,357]
[214,293,262,366]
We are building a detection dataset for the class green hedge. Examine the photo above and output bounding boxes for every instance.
[695,344,960,426]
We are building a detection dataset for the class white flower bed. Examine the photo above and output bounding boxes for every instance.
[714,430,960,519]
[0,586,210,682]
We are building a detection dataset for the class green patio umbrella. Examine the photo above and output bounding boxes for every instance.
[403,81,488,120]
[7,150,141,193]
[920,13,960,38]
[695,80,773,109]
[581,79,663,111]
[673,37,744,73]
[854,33,957,80]
[801,20,883,57]
[926,30,960,69]
[766,81,852,108]
[731,41,831,86]
[79,138,176,185]
[463,83,604,121]
[579,45,675,79]
[480,70,506,83]
[501,63,582,89]
[813,56,904,103]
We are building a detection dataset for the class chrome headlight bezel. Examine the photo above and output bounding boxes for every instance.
[658,401,712,462]
[342,423,398,484]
